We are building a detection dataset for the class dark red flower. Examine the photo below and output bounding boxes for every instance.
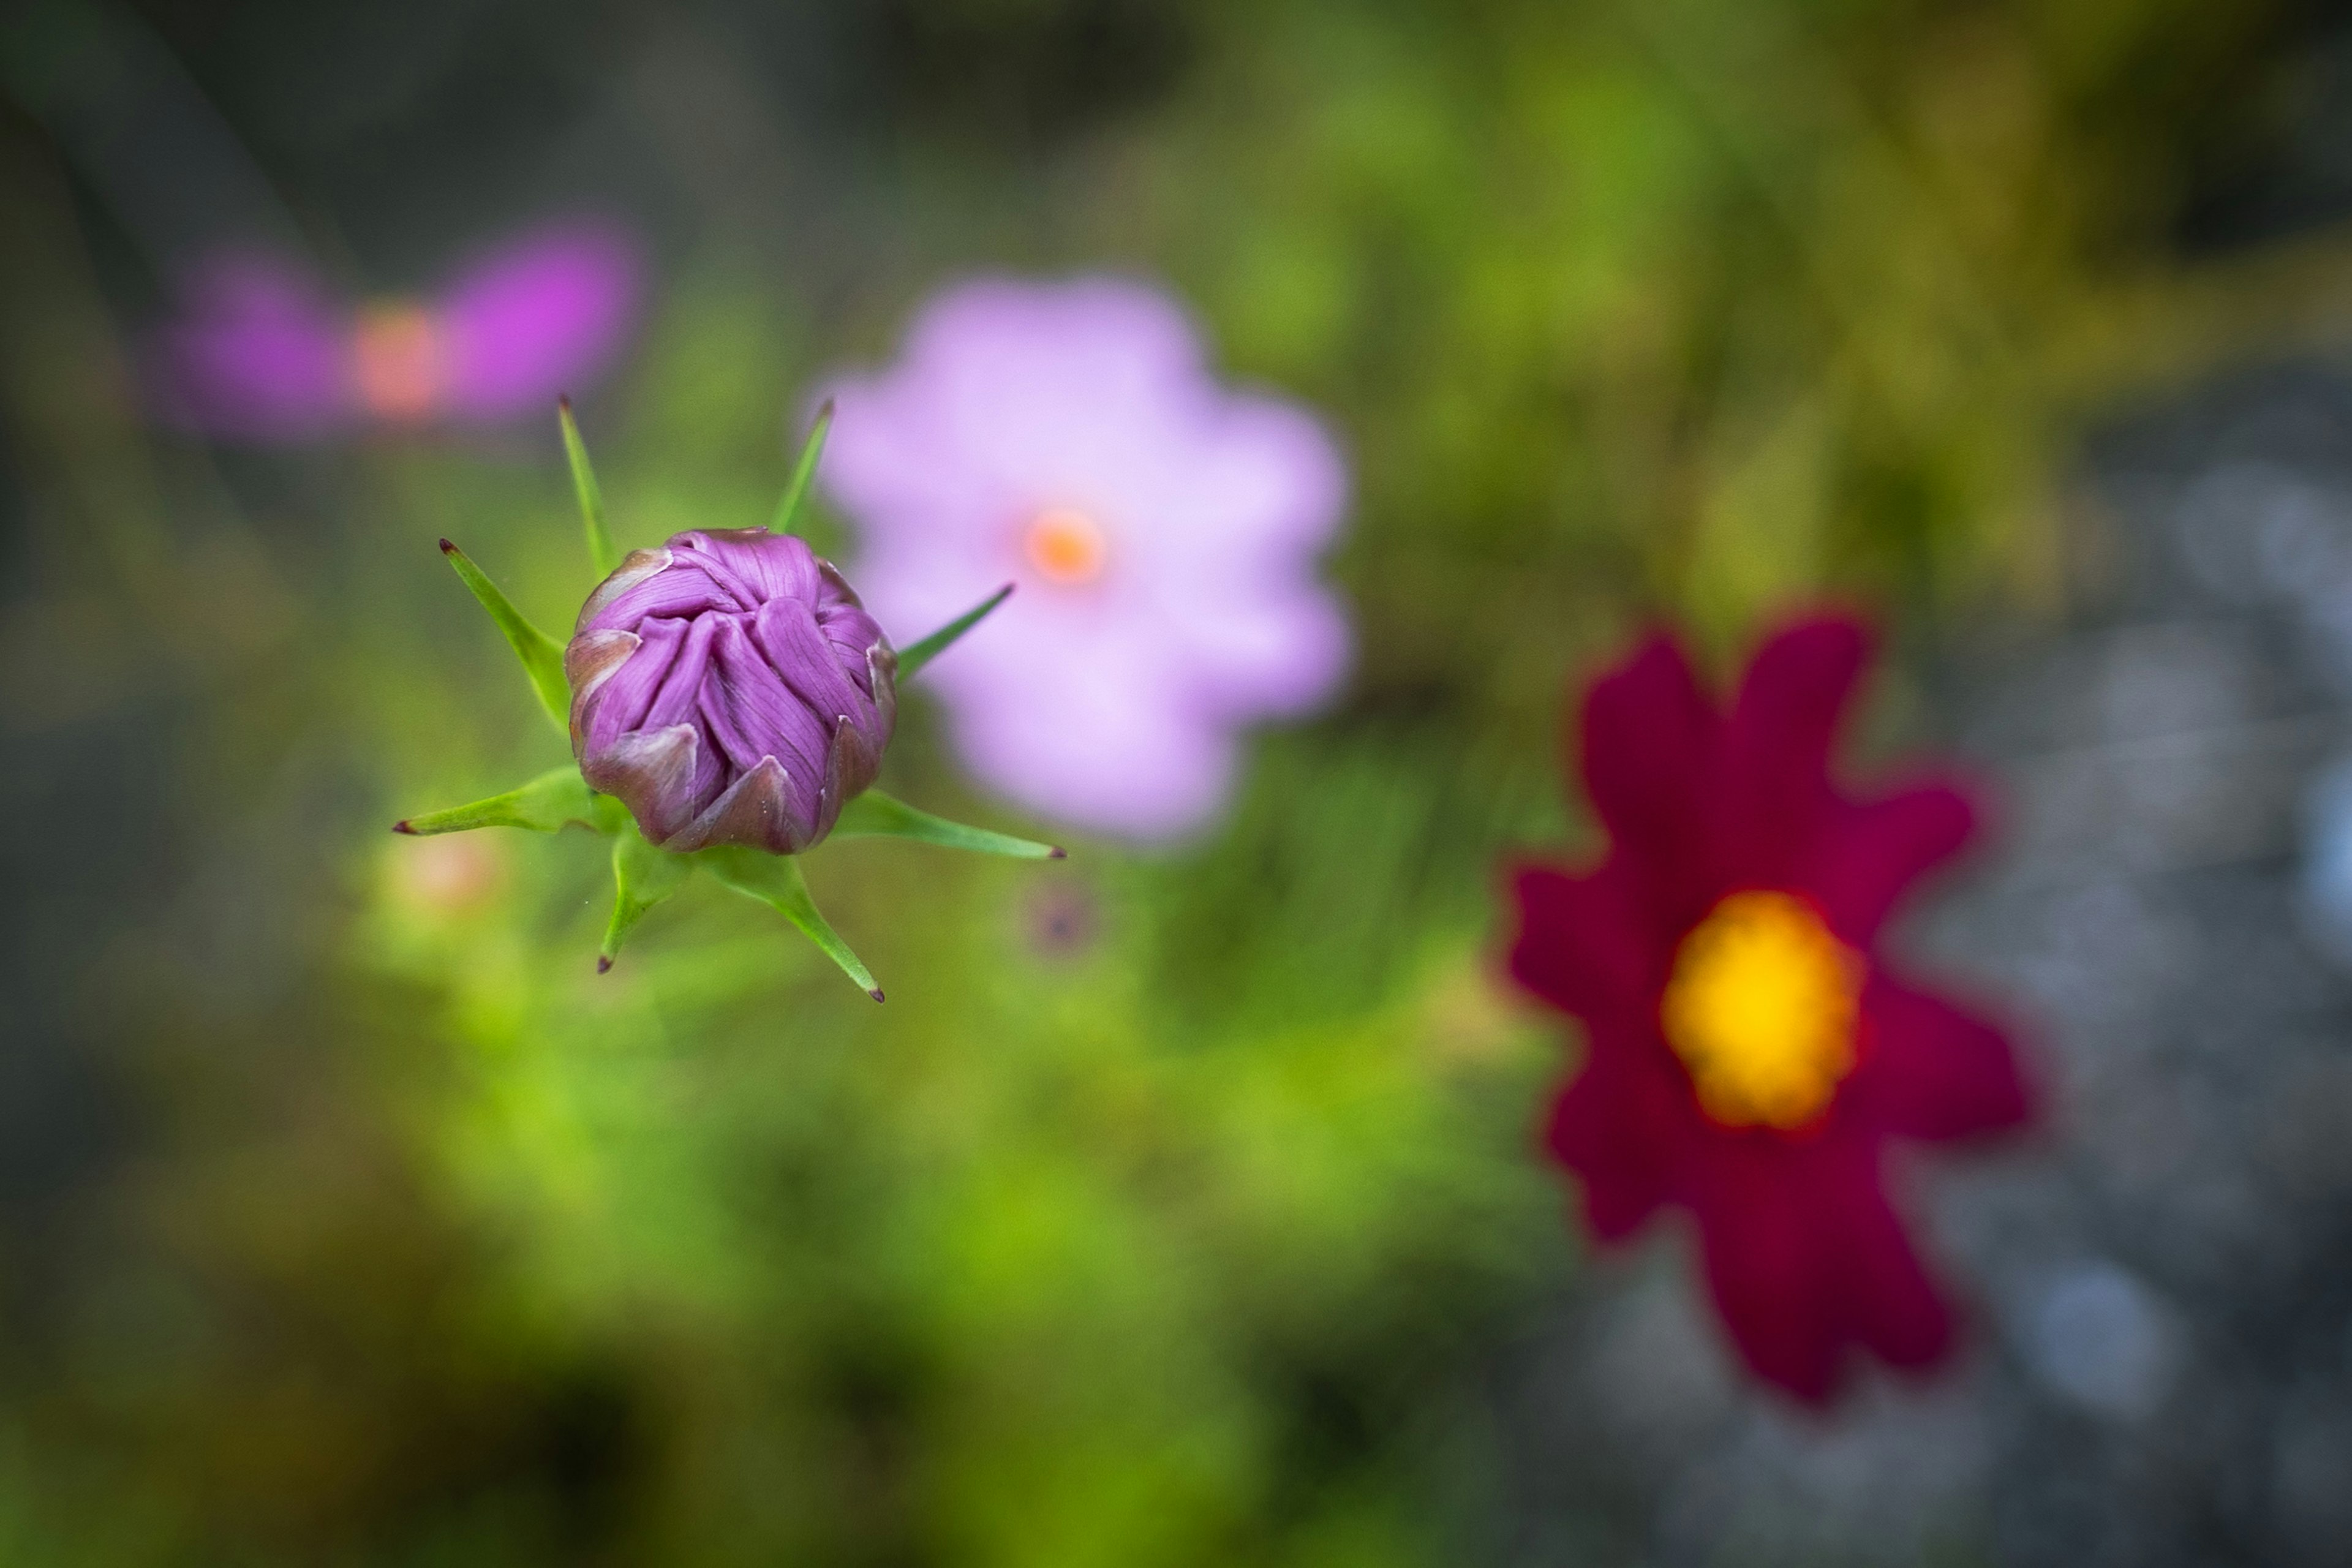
[1506,614,2031,1402]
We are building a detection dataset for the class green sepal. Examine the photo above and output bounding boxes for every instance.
[698,845,883,1000]
[832,790,1062,859]
[559,397,619,577]
[600,822,695,973]
[394,765,609,837]
[897,582,1014,681]
[769,399,834,536]
[439,538,569,733]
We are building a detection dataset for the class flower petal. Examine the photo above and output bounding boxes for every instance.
[150,253,352,441]
[1579,635,1722,921]
[1692,1135,1958,1401]
[1175,584,1352,721]
[699,617,831,788]
[1542,1035,1689,1240]
[1850,977,2032,1141]
[1507,863,1656,1020]
[578,616,685,754]
[1722,616,1871,884]
[581,724,701,843]
[1808,783,1977,944]
[753,595,875,732]
[1130,393,1348,586]
[439,218,641,421]
[666,755,805,855]
[1691,1140,1847,1401]
[1827,1172,1954,1372]
[944,647,1235,841]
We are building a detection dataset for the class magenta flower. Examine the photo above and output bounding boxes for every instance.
[150,217,643,442]
[819,277,1351,841]
[1507,617,2033,1401]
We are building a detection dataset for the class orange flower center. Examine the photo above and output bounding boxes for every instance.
[1660,891,1863,1131]
[353,301,446,421]
[390,834,508,916]
[1022,508,1109,586]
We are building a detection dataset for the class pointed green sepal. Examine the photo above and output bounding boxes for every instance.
[599,822,695,973]
[440,538,569,732]
[769,399,834,536]
[698,845,883,1000]
[897,582,1014,681]
[832,789,1061,859]
[394,766,609,837]
[559,397,619,577]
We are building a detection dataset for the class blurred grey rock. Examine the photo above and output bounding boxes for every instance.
[2007,1259,2181,1422]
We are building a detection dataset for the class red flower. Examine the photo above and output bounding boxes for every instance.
[1507,615,2031,1402]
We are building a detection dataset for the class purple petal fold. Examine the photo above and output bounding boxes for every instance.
[569,529,894,853]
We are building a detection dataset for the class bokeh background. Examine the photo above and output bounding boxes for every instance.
[6,0,2352,1562]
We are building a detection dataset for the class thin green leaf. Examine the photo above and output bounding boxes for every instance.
[769,399,834,535]
[559,396,618,576]
[699,845,883,1000]
[394,766,604,837]
[897,582,1014,680]
[600,822,695,973]
[440,538,569,732]
[832,790,1061,859]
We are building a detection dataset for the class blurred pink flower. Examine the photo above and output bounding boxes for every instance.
[150,217,643,442]
[820,277,1351,842]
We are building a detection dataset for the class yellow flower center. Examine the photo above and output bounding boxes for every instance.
[1660,891,1863,1131]
[1022,508,1109,586]
[353,301,445,420]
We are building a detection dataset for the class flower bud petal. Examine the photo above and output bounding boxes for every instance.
[667,755,804,856]
[575,546,673,630]
[568,529,896,853]
[582,723,703,843]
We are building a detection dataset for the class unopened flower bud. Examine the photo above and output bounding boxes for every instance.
[567,529,897,854]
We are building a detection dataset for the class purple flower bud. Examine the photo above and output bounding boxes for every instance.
[567,529,897,854]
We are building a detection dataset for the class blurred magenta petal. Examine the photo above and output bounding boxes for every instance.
[148,217,644,443]
[439,219,643,421]
[149,253,352,440]
[821,275,1352,843]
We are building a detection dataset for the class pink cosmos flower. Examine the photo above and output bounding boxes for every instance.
[818,277,1351,842]
[150,216,643,442]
